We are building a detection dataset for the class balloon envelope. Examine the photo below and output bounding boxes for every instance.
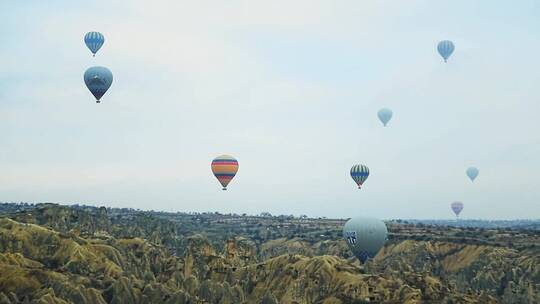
[343,217,388,263]
[84,32,104,56]
[466,167,479,182]
[350,164,369,189]
[377,108,393,127]
[84,66,113,103]
[211,155,239,190]
[451,201,464,216]
[437,40,455,62]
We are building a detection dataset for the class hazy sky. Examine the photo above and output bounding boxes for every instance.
[1,1,539,219]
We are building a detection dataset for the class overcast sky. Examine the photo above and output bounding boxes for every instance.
[1,1,539,219]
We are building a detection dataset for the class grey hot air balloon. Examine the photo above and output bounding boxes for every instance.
[343,217,388,263]
[84,66,113,103]
[466,167,479,182]
[377,108,393,127]
[451,201,463,219]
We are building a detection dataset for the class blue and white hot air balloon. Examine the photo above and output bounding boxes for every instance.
[437,40,455,63]
[466,167,479,182]
[84,32,105,56]
[377,108,393,127]
[84,66,113,103]
[350,164,369,189]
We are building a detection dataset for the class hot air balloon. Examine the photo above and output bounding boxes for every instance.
[437,40,455,62]
[377,108,393,127]
[84,32,105,56]
[451,201,464,219]
[466,167,479,182]
[84,66,113,103]
[350,164,369,189]
[343,217,388,263]
[211,155,239,190]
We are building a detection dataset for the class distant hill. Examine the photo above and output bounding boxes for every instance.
[397,219,540,230]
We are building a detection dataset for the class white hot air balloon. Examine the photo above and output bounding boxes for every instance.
[343,217,388,263]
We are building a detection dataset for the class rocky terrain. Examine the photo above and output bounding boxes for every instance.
[0,203,538,303]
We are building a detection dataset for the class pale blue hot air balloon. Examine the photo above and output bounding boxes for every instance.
[377,108,393,127]
[437,40,455,62]
[84,32,105,56]
[466,167,479,182]
[84,66,113,103]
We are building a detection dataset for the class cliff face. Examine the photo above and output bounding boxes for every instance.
[258,237,350,261]
[0,205,538,303]
[374,240,540,303]
[0,217,184,304]
[232,254,496,304]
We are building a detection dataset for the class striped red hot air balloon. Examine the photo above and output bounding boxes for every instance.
[211,155,239,190]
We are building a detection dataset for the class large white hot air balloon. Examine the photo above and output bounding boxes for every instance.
[343,217,388,263]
